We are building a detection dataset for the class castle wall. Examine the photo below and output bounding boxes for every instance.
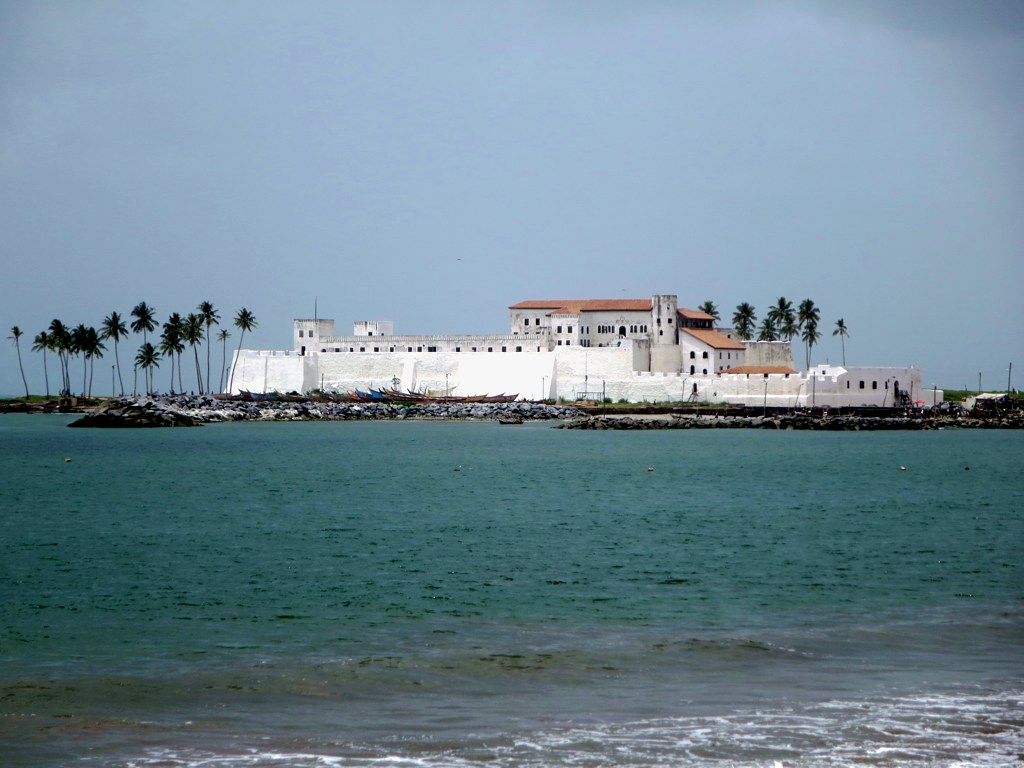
[229,345,927,408]
[743,340,795,368]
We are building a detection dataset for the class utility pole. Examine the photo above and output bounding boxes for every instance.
[978,371,982,393]
[1008,362,1013,393]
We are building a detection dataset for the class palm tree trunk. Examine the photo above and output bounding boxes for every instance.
[228,332,245,394]
[15,342,29,398]
[194,346,204,394]
[220,339,226,393]
[114,341,124,395]
[42,348,50,399]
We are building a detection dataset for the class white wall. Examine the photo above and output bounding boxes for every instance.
[228,348,931,407]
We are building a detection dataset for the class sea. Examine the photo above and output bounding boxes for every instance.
[1,414,1021,768]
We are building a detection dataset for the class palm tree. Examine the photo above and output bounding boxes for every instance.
[130,302,157,345]
[198,301,220,394]
[71,324,92,396]
[48,319,71,396]
[101,311,128,396]
[82,326,105,398]
[732,303,757,340]
[8,326,29,398]
[161,314,185,393]
[697,301,720,324]
[799,318,821,370]
[227,307,257,394]
[797,299,821,369]
[833,318,849,366]
[768,297,796,340]
[183,313,205,393]
[135,342,160,395]
[757,316,778,341]
[32,331,51,399]
[217,328,231,393]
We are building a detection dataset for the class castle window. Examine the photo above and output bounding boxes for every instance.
[360,347,365,352]
[703,369,708,375]
[389,347,394,352]
[408,347,413,352]
[515,346,522,352]
[568,326,573,333]
[298,330,304,338]
[428,346,437,352]
[702,351,709,359]
[335,348,340,352]
[667,317,673,324]
[455,347,461,352]
[859,381,865,389]
[557,325,562,333]
[501,346,507,352]
[349,347,354,352]
[690,351,695,359]
[524,318,530,326]
[872,381,877,389]
[557,340,562,346]
[417,346,423,352]
[566,340,571,345]
[690,365,695,374]
[373,347,379,352]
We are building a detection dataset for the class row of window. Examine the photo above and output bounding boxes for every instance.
[319,346,539,353]
[688,351,736,360]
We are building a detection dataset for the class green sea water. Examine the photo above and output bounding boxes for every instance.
[1,415,1022,767]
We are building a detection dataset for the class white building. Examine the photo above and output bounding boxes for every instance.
[229,295,933,406]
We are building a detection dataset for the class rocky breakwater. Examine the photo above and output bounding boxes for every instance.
[68,396,583,427]
[559,412,1024,431]
[68,398,200,428]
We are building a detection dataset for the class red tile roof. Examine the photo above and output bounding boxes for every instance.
[677,307,715,320]
[680,328,746,350]
[509,299,653,314]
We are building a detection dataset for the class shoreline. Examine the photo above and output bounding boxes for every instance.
[42,394,1024,429]
[65,395,584,427]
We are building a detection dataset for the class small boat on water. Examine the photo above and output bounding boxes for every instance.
[497,415,524,425]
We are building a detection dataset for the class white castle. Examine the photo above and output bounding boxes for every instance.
[227,294,933,407]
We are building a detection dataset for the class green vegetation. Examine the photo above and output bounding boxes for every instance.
[11,301,249,399]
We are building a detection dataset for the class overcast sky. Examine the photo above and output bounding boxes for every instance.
[2,0,1022,396]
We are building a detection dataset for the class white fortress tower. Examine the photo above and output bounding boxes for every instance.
[650,294,681,373]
